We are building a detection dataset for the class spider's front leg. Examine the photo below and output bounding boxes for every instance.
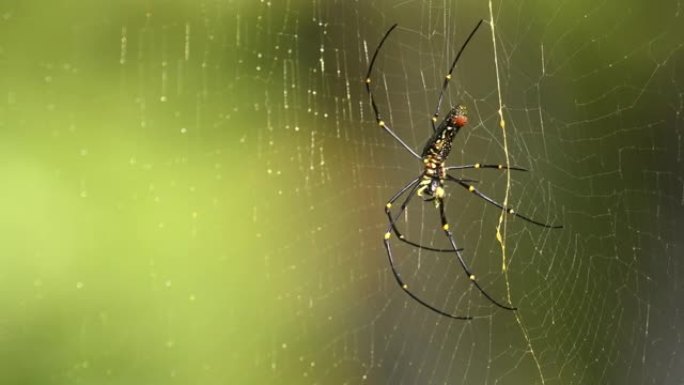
[435,197,517,311]
[383,181,473,320]
[384,176,461,253]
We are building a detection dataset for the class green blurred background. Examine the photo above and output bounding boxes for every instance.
[1,0,682,384]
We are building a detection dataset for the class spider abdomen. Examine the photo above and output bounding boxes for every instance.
[417,152,447,198]
[424,139,453,160]
[421,123,457,157]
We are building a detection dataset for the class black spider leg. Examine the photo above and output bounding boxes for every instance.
[385,176,464,253]
[431,19,484,131]
[365,24,421,159]
[436,197,517,311]
[446,175,563,229]
[383,165,531,273]
[383,185,472,320]
[445,164,528,172]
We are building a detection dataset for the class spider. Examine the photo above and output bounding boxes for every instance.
[365,20,562,319]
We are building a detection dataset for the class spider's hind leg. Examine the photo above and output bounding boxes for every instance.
[365,24,421,159]
[430,19,484,131]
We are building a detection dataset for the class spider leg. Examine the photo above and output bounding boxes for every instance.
[365,24,421,159]
[383,194,472,320]
[446,174,563,229]
[436,198,517,311]
[445,163,528,172]
[431,19,484,131]
[385,177,463,253]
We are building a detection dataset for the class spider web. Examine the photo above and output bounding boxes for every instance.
[1,0,682,384]
[243,1,684,384]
